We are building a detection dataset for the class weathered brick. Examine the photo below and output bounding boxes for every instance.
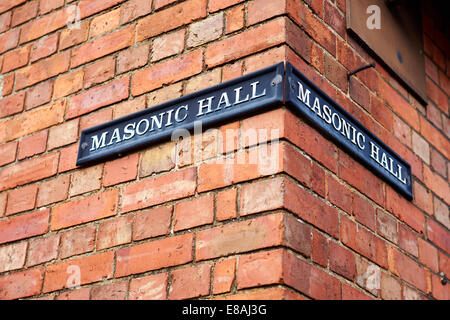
[97,215,133,250]
[240,178,284,216]
[91,281,128,300]
[147,83,183,108]
[78,0,126,19]
[15,51,70,90]
[27,234,60,266]
[420,116,449,159]
[0,153,59,192]
[132,49,203,96]
[25,80,54,110]
[57,288,91,300]
[117,43,149,74]
[122,167,196,213]
[342,283,374,300]
[136,0,206,41]
[115,233,193,277]
[352,193,376,231]
[11,0,38,27]
[423,165,449,204]
[185,69,221,95]
[114,96,146,119]
[30,33,59,63]
[71,25,135,68]
[174,194,214,231]
[0,241,27,273]
[2,73,14,96]
[60,225,96,259]
[80,108,113,131]
[90,8,121,38]
[426,218,449,253]
[0,11,11,33]
[67,76,129,119]
[312,229,328,267]
[59,20,89,50]
[329,241,356,280]
[418,238,439,272]
[47,119,79,150]
[17,130,48,160]
[103,153,139,187]
[218,286,305,300]
[380,271,402,300]
[139,141,176,177]
[54,69,84,99]
[51,189,118,230]
[133,206,172,241]
[0,268,43,300]
[412,181,433,215]
[398,223,419,257]
[430,148,447,178]
[247,0,285,26]
[426,77,448,113]
[169,263,211,299]
[225,4,244,34]
[121,0,152,24]
[43,251,114,293]
[152,29,185,62]
[69,164,103,196]
[324,0,345,37]
[0,193,5,217]
[0,141,17,167]
[216,188,237,221]
[39,0,65,15]
[187,13,223,48]
[0,29,20,54]
[5,184,38,216]
[326,175,352,213]
[58,144,78,173]
[2,45,30,73]
[205,17,285,68]
[0,0,27,15]
[0,92,25,118]
[129,273,168,300]
[434,197,449,229]
[209,0,243,12]
[213,258,236,294]
[325,53,347,92]
[0,209,49,244]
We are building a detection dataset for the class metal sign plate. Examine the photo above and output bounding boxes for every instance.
[285,62,412,200]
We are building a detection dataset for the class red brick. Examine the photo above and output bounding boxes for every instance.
[114,95,146,119]
[0,141,17,167]
[25,80,54,110]
[60,225,96,259]
[0,267,43,300]
[153,29,185,61]
[78,0,126,19]
[423,165,450,204]
[53,69,84,100]
[15,51,70,90]
[247,0,285,26]
[2,73,14,96]
[398,223,419,257]
[413,181,433,215]
[342,283,374,300]
[30,33,58,63]
[329,241,356,281]
[132,49,203,96]
[426,218,450,253]
[103,153,139,187]
[431,273,449,300]
[213,258,236,294]
[324,53,347,92]
[117,43,149,74]
[0,209,49,244]
[91,281,128,300]
[43,251,114,293]
[434,197,449,230]
[0,92,25,118]
[340,215,387,267]
[209,0,244,12]
[69,164,103,196]
[216,188,237,221]
[122,167,197,213]
[6,184,38,216]
[129,273,168,300]
[58,144,78,173]
[0,153,59,192]
[312,229,328,267]
[169,263,211,299]
[0,0,26,15]
[48,119,79,150]
[338,151,384,207]
[121,0,152,24]
[17,130,48,160]
[420,117,450,159]
[51,189,119,230]
[0,12,11,33]
[352,193,376,231]
[326,175,352,213]
[426,103,443,130]
[430,148,447,178]
[370,95,393,131]
[57,288,91,300]
[380,271,401,300]
[240,178,284,216]
[39,0,65,15]
[115,233,193,277]
[59,20,89,50]
[196,212,304,260]
[376,209,398,244]
[223,60,243,81]
[218,286,305,300]
[426,77,448,114]
[418,238,439,273]
[84,56,115,89]
[387,246,428,293]
[0,29,20,54]
[237,249,284,289]
[0,192,5,217]
[136,0,206,41]
[205,17,285,68]
[97,215,133,250]
[133,206,172,241]
[11,0,38,27]
[174,194,214,231]
[80,108,113,132]
[67,76,129,119]
[0,241,27,273]
[71,25,135,68]
[90,8,121,38]
[2,45,30,73]
[225,4,244,34]
[139,141,176,177]
[27,234,60,266]
[324,0,345,37]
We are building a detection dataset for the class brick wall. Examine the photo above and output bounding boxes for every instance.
[0,0,448,300]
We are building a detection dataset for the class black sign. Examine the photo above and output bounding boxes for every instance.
[76,63,284,166]
[76,62,412,200]
[285,63,412,200]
